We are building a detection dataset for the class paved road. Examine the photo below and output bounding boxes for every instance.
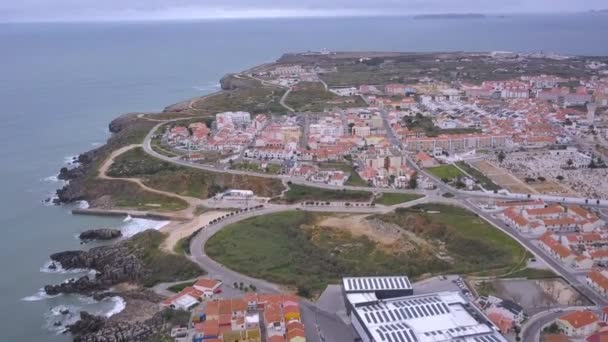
[140,115,608,340]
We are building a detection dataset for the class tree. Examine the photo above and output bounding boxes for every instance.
[566,159,574,167]
[409,172,419,189]
[347,122,356,134]
[556,175,564,181]
[589,159,598,169]
[297,285,311,298]
[497,151,506,165]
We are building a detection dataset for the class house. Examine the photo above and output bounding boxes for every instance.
[539,233,575,264]
[193,278,222,297]
[415,152,438,168]
[587,269,608,297]
[575,256,594,270]
[502,208,530,232]
[557,310,599,337]
[525,205,564,220]
[194,319,220,340]
[544,217,579,232]
[587,330,608,342]
[487,312,513,334]
[542,334,570,342]
[161,287,203,310]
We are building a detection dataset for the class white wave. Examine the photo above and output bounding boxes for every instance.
[78,200,90,209]
[43,175,60,183]
[40,260,90,274]
[103,296,126,318]
[123,215,132,222]
[193,82,221,92]
[42,194,60,206]
[64,155,80,165]
[120,217,169,237]
[21,288,62,302]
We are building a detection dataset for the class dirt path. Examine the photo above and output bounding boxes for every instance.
[160,210,227,253]
[97,144,205,218]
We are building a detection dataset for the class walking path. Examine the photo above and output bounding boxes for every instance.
[97,144,204,219]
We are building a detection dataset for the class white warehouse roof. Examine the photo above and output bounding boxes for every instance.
[350,291,506,342]
[343,276,412,292]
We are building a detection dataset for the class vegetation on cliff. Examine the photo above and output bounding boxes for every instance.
[108,147,284,199]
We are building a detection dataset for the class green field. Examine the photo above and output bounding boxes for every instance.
[108,147,285,199]
[232,161,282,175]
[502,267,557,279]
[206,204,527,295]
[394,203,527,276]
[206,211,445,295]
[127,230,204,287]
[191,80,287,115]
[455,161,502,191]
[285,82,367,112]
[167,280,197,293]
[426,164,466,181]
[280,184,373,203]
[375,193,424,206]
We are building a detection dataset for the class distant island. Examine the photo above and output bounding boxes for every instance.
[414,13,486,19]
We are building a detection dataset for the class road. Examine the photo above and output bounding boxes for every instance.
[139,115,608,340]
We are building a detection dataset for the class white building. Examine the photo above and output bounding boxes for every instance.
[343,275,506,342]
[216,111,251,129]
[216,189,254,200]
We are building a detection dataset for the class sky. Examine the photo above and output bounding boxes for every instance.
[1,0,607,22]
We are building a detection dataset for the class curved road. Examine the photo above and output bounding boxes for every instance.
[137,114,608,340]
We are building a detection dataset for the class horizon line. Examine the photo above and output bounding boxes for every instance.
[1,9,604,24]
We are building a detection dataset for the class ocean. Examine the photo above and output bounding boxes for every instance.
[0,14,607,341]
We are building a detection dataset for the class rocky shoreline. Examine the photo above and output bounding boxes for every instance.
[42,228,202,341]
[65,290,182,342]
[44,234,146,296]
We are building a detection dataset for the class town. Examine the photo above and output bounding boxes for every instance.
[149,52,608,342]
[53,51,608,342]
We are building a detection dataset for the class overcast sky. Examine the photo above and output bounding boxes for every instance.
[2,0,607,22]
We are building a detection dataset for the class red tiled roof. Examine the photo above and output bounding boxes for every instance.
[559,310,599,329]
[194,278,221,290]
[588,270,608,290]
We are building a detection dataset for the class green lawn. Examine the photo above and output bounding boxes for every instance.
[168,280,197,293]
[426,164,466,181]
[206,211,447,296]
[232,161,282,175]
[375,193,424,206]
[502,268,557,279]
[108,147,285,199]
[455,161,501,191]
[126,230,204,287]
[206,205,528,296]
[285,82,366,112]
[281,184,373,203]
[401,203,527,276]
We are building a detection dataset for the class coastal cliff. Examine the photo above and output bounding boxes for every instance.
[44,230,202,295]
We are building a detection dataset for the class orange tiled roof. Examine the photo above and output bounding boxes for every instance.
[540,233,573,258]
[194,278,221,290]
[559,310,598,329]
[588,270,608,290]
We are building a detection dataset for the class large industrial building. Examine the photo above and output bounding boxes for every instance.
[342,276,507,342]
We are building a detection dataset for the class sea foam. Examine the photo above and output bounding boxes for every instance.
[21,288,62,302]
[120,217,169,237]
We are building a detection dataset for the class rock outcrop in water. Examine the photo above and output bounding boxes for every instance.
[44,237,145,295]
[67,306,189,342]
[79,228,122,241]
